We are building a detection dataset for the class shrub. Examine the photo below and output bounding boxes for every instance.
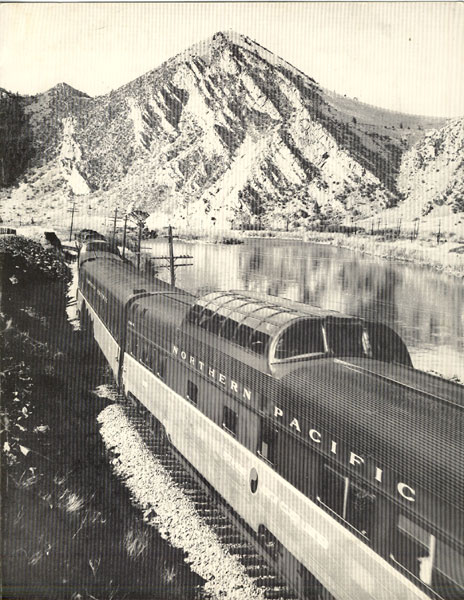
[0,236,71,285]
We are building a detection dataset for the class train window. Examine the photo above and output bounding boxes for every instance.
[129,331,139,357]
[249,330,269,355]
[346,482,376,537]
[433,540,464,599]
[140,340,150,367]
[233,324,269,355]
[219,317,239,340]
[186,380,198,405]
[150,350,166,379]
[318,465,375,537]
[393,516,464,598]
[366,323,412,367]
[319,465,346,517]
[234,324,254,349]
[325,322,366,358]
[274,320,325,360]
[257,421,278,465]
[208,313,226,336]
[198,308,214,330]
[126,331,133,355]
[187,305,204,325]
[393,515,435,583]
[222,406,238,436]
[156,356,166,380]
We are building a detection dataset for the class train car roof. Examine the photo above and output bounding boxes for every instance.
[81,258,164,304]
[81,257,194,312]
[281,357,464,510]
[183,290,387,374]
[196,290,349,329]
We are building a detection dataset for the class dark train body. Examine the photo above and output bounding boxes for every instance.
[77,241,463,600]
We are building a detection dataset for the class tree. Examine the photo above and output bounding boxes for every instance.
[276,184,319,231]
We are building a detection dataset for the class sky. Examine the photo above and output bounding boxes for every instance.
[1,2,463,117]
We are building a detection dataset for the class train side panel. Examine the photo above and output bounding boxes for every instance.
[77,289,121,378]
[122,352,430,600]
[76,255,462,600]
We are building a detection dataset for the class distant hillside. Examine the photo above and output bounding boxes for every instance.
[0,89,33,186]
[0,31,460,229]
[398,117,464,215]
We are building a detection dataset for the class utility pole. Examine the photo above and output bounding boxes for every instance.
[168,225,175,287]
[137,221,143,271]
[150,225,193,287]
[68,201,76,241]
[122,215,128,259]
[112,207,118,241]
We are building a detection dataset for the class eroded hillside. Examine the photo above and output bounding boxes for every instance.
[0,31,459,229]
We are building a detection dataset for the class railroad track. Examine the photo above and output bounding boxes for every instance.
[114,393,302,600]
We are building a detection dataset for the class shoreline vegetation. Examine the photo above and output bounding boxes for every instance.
[15,213,464,278]
[165,229,464,278]
[304,231,464,278]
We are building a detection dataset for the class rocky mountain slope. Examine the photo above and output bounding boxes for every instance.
[398,117,464,217]
[0,31,461,229]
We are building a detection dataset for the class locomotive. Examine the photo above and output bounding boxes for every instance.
[77,238,463,600]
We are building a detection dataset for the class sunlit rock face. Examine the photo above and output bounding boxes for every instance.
[0,31,455,228]
[397,118,464,217]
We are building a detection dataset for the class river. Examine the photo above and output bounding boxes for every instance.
[144,237,464,381]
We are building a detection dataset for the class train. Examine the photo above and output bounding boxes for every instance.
[76,236,463,600]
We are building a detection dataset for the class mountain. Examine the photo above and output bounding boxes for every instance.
[0,31,460,229]
[398,117,464,216]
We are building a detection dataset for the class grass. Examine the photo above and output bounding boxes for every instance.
[302,231,464,277]
[124,527,149,559]
[59,489,86,513]
[171,225,464,276]
[1,247,204,600]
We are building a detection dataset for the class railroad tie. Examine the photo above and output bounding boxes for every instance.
[212,523,236,535]
[202,514,229,526]
[192,500,212,509]
[244,563,272,577]
[263,588,298,600]
[227,543,257,556]
[252,575,286,588]
[237,553,263,567]
[201,508,222,518]
[219,532,243,545]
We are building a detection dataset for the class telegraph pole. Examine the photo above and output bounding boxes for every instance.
[150,225,193,287]
[168,225,175,287]
[68,201,76,241]
[137,221,143,271]
[122,215,128,259]
[112,207,118,241]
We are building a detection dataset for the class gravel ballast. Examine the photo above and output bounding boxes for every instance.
[97,403,266,600]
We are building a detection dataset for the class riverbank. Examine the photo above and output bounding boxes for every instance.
[301,231,464,278]
[173,229,464,278]
[13,216,464,278]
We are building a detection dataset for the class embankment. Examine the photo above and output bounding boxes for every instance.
[1,237,201,600]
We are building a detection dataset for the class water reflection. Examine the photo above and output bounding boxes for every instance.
[146,238,464,380]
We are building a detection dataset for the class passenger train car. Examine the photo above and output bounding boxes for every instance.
[77,239,463,600]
